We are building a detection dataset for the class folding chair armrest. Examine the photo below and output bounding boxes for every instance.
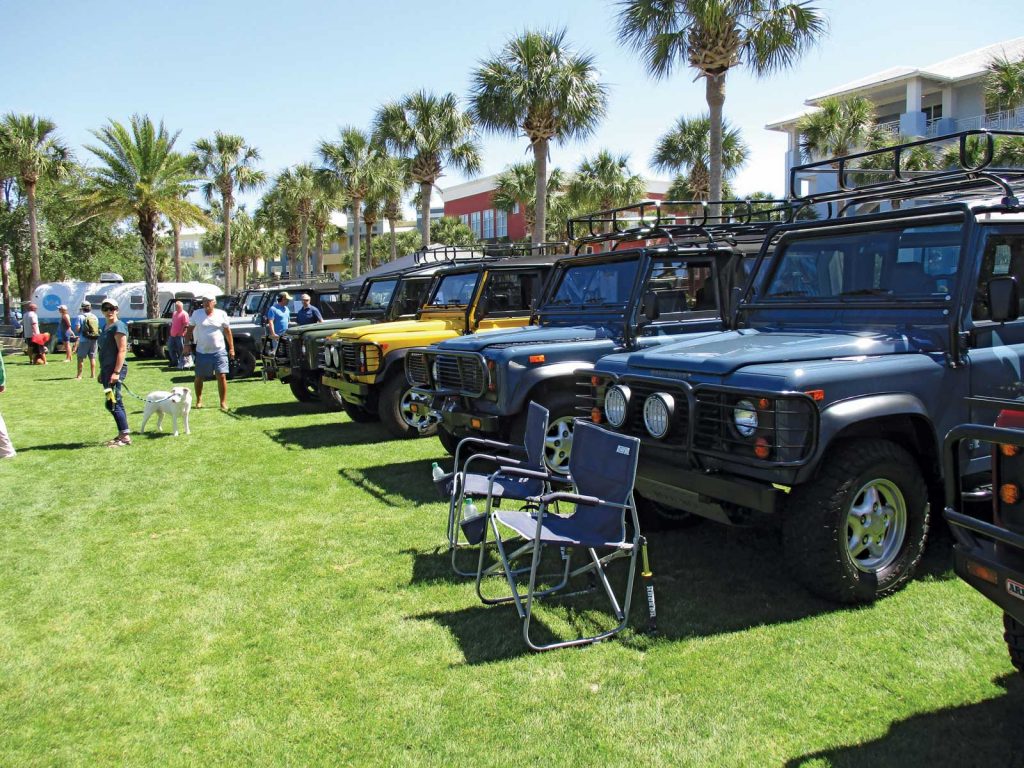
[537,491,628,508]
[489,466,551,482]
[454,436,526,469]
[463,453,523,475]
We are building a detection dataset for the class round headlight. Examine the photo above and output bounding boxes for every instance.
[605,384,630,428]
[643,393,674,439]
[733,399,758,437]
[431,358,441,385]
[329,347,340,368]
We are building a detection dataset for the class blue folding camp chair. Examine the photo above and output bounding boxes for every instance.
[475,420,645,651]
[437,401,555,576]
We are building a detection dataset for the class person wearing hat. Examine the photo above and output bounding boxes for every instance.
[22,301,44,365]
[266,291,291,353]
[295,293,323,326]
[57,305,75,363]
[73,301,99,381]
[97,298,131,446]
[184,294,235,410]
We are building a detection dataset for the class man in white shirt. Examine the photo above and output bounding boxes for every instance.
[183,294,235,411]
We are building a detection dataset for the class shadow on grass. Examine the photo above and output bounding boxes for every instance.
[410,604,568,664]
[233,402,323,419]
[17,441,93,452]
[786,673,1024,767]
[339,459,441,506]
[268,421,387,450]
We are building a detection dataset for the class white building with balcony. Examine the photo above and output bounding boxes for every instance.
[767,36,1024,197]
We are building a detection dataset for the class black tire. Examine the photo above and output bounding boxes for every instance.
[133,344,155,359]
[342,399,378,423]
[231,350,257,379]
[154,342,166,360]
[289,376,319,403]
[512,389,577,475]
[379,373,436,439]
[783,439,929,604]
[437,425,459,456]
[1005,613,1024,674]
[317,382,345,412]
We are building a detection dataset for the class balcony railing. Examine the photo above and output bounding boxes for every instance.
[950,107,1024,134]
[876,120,900,136]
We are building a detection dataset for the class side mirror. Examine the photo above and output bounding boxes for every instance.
[640,291,660,323]
[475,294,491,320]
[988,276,1020,323]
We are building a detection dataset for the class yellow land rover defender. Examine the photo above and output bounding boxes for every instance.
[320,246,561,437]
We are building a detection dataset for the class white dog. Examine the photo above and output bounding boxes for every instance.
[140,386,192,436]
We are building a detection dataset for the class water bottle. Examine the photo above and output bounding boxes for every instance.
[464,499,479,520]
[431,461,445,482]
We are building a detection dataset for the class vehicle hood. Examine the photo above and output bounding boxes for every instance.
[435,323,615,353]
[326,317,461,343]
[622,329,939,376]
[285,318,370,339]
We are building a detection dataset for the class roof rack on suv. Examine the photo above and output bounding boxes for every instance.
[413,245,489,264]
[482,241,569,258]
[791,129,1024,213]
[567,198,797,252]
[245,273,339,289]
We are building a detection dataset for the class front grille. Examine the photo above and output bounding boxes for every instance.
[314,339,327,369]
[341,342,358,373]
[435,353,486,396]
[277,336,292,363]
[406,350,429,387]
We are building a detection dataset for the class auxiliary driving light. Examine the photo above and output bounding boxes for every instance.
[605,384,630,428]
[643,393,674,439]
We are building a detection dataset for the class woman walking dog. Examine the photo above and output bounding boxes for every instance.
[97,298,131,447]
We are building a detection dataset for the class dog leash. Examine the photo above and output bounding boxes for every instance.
[116,382,176,404]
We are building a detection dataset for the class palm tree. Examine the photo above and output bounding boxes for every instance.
[375,155,410,264]
[469,29,607,244]
[81,115,207,317]
[985,53,1024,112]
[652,114,748,200]
[0,114,73,293]
[568,150,647,216]
[261,172,303,277]
[318,127,376,278]
[797,95,877,164]
[193,132,266,295]
[374,91,481,247]
[278,163,318,276]
[617,0,825,215]
[492,161,567,240]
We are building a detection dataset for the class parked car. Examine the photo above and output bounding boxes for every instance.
[267,247,492,407]
[405,199,786,468]
[583,129,1024,603]
[129,293,214,359]
[944,401,1024,677]
[321,244,562,436]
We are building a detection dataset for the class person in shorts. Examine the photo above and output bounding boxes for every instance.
[74,301,98,381]
[184,294,235,411]
[57,305,75,362]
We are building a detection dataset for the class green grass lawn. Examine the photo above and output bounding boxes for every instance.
[1,352,1021,767]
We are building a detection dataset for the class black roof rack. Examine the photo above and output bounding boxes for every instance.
[567,198,796,252]
[482,241,568,258]
[791,129,1024,212]
[413,245,490,264]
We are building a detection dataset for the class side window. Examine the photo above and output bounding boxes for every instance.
[484,270,539,313]
[129,294,145,310]
[973,234,1024,321]
[648,260,716,315]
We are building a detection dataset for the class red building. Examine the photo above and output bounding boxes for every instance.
[442,174,670,243]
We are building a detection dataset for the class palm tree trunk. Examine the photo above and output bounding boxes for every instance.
[1,246,11,325]
[389,216,398,263]
[364,216,376,268]
[419,181,432,247]
[301,218,310,277]
[172,220,182,282]
[139,215,160,319]
[314,228,324,275]
[532,141,547,244]
[352,197,362,278]
[26,181,41,292]
[706,74,726,219]
[223,194,234,295]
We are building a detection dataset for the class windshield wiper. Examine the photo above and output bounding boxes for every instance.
[766,290,811,298]
[839,288,893,297]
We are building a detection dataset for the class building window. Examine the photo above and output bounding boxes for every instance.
[181,243,198,258]
[513,202,520,214]
[470,211,481,237]
[483,209,495,239]
[923,104,943,121]
[460,214,469,226]
[496,209,508,238]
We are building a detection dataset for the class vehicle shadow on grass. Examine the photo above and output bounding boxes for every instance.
[785,673,1024,767]
[339,459,441,506]
[267,421,391,450]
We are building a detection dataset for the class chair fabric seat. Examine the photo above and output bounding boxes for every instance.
[496,510,623,549]
[464,473,544,500]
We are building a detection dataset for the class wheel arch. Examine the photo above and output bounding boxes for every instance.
[510,360,594,413]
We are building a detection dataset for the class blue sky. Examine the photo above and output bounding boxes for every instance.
[2,0,1021,212]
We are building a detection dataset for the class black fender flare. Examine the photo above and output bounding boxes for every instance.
[380,347,411,382]
[508,360,595,413]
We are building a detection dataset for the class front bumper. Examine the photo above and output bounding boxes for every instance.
[946,507,1024,625]
[438,402,501,434]
[321,375,370,405]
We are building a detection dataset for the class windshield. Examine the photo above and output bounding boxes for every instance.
[357,279,398,310]
[647,258,717,313]
[546,260,639,308]
[761,223,961,301]
[240,291,265,315]
[391,277,429,315]
[428,272,479,307]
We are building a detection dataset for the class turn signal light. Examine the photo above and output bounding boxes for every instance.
[805,389,825,401]
[754,437,771,459]
[758,398,770,409]
[965,560,999,585]
[470,418,482,429]
[591,408,603,424]
[591,375,601,386]
[1000,483,1020,505]
[529,354,545,364]
[1000,443,1020,457]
